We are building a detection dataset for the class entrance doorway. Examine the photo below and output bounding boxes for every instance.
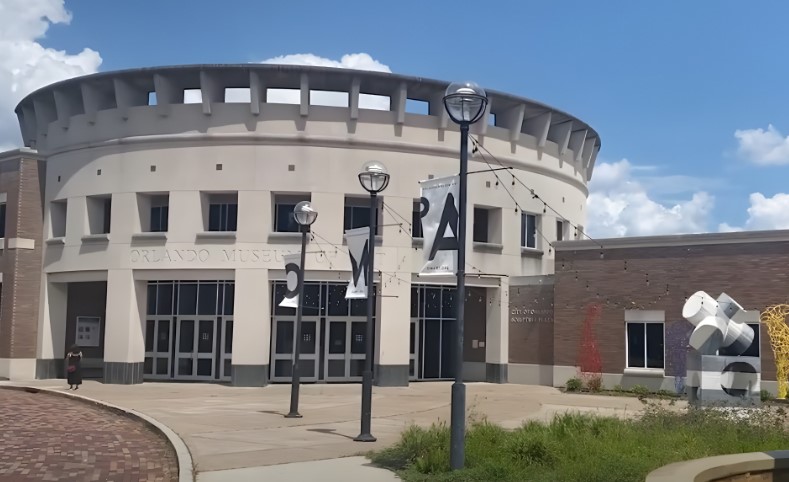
[144,281,234,381]
[269,281,374,383]
[411,285,457,380]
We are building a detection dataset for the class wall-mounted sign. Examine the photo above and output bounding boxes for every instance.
[76,316,101,347]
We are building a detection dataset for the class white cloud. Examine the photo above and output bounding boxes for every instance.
[734,124,789,165]
[718,192,789,232]
[586,159,714,238]
[0,0,102,149]
[262,53,391,73]
[261,53,391,110]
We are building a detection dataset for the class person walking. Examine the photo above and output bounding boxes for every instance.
[65,345,83,390]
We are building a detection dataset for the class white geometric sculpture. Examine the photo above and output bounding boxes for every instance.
[682,291,754,356]
[682,291,760,406]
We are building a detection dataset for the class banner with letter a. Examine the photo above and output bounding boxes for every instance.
[344,227,369,299]
[278,253,302,308]
[419,175,460,276]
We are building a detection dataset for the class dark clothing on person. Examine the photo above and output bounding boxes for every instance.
[66,351,83,387]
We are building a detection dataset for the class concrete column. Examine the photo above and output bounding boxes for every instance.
[485,279,509,383]
[65,195,87,242]
[35,279,67,379]
[102,269,145,384]
[237,191,270,242]
[310,192,344,246]
[168,190,203,242]
[374,271,410,386]
[231,269,270,386]
[109,192,137,242]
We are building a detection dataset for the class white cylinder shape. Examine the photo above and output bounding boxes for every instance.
[682,291,719,326]
[716,292,744,320]
[689,315,727,354]
[721,321,755,356]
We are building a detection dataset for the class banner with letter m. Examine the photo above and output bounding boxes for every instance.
[344,226,369,299]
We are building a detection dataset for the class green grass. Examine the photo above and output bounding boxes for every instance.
[370,403,789,482]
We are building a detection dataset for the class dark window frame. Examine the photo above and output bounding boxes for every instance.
[473,207,489,243]
[521,213,537,248]
[208,202,238,232]
[626,321,664,369]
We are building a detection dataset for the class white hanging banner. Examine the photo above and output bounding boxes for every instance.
[345,226,370,299]
[419,175,460,276]
[279,253,302,308]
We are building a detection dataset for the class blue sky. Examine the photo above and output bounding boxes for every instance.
[5,0,789,236]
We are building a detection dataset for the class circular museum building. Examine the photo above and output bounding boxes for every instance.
[2,64,600,386]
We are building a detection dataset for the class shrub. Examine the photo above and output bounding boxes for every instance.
[761,389,774,402]
[656,389,674,398]
[612,384,624,393]
[372,404,789,482]
[565,377,583,392]
[586,376,603,392]
[505,430,556,467]
[631,384,650,398]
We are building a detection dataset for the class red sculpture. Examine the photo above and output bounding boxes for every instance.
[577,303,603,387]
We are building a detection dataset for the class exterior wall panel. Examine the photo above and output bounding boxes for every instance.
[555,240,789,383]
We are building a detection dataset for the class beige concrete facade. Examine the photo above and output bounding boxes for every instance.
[8,64,599,385]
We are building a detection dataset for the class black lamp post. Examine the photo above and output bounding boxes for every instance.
[354,160,390,442]
[442,82,488,470]
[285,200,318,419]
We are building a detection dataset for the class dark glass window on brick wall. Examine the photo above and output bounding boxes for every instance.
[0,203,5,238]
[627,322,664,369]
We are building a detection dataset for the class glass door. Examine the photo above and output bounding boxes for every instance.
[144,318,172,379]
[219,318,233,381]
[175,317,217,380]
[420,318,456,379]
[409,319,418,381]
[270,317,320,382]
[324,320,347,380]
[324,319,366,381]
[175,319,195,378]
[195,318,216,380]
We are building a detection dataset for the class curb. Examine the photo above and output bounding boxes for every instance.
[0,384,195,482]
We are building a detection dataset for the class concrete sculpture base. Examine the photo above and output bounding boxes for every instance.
[686,354,760,406]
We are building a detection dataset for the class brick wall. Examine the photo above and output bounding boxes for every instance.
[0,155,45,360]
[509,281,554,365]
[554,240,789,381]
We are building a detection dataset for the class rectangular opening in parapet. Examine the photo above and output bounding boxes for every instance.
[184,89,202,104]
[266,88,300,105]
[359,93,390,111]
[310,90,349,107]
[148,92,157,106]
[406,99,429,115]
[225,88,251,103]
[488,113,497,127]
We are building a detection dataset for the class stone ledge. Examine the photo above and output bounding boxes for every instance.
[646,450,789,482]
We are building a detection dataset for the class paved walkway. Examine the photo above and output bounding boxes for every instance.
[2,380,667,481]
[0,387,178,481]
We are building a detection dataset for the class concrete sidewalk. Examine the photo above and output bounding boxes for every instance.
[3,380,666,480]
[196,457,399,482]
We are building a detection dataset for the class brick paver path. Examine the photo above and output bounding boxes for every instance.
[0,388,178,481]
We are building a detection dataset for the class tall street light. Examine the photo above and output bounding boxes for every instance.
[354,160,390,442]
[443,82,488,469]
[285,201,318,419]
